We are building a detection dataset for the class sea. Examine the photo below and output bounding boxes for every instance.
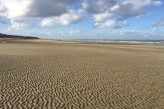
[68,39,164,46]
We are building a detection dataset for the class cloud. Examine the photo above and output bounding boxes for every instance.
[26,0,75,17]
[30,30,51,36]
[8,17,39,30]
[0,0,163,30]
[136,12,150,19]
[118,30,155,38]
[69,30,81,35]
[95,20,128,29]
[41,10,83,27]
[83,0,162,28]
[0,0,83,29]
[2,0,32,18]
[116,0,161,20]
[119,30,140,35]
[9,18,28,30]
[57,30,81,37]
[0,0,7,17]
[2,0,75,18]
[152,17,164,31]
[154,18,164,27]
[93,12,112,22]
[82,0,111,14]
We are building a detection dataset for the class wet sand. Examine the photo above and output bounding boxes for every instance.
[0,39,164,109]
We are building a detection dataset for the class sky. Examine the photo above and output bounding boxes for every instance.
[0,0,164,40]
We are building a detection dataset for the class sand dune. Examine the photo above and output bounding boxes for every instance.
[0,39,164,109]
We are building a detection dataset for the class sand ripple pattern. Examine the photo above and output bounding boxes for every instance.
[0,41,164,109]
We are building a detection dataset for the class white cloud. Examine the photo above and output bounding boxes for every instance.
[83,0,162,28]
[41,10,83,27]
[0,0,83,29]
[56,30,81,37]
[119,30,139,35]
[31,30,51,36]
[93,12,112,22]
[116,0,161,20]
[0,0,82,30]
[154,19,164,27]
[8,17,38,30]
[3,0,32,18]
[0,0,163,30]
[69,30,81,35]
[9,22,26,30]
[151,27,158,31]
[152,18,164,30]
[136,12,149,19]
[95,20,128,29]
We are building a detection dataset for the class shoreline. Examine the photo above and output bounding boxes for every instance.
[1,38,164,46]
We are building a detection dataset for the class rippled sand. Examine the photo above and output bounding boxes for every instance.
[0,39,164,109]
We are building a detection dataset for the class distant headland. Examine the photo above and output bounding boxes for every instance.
[0,33,39,39]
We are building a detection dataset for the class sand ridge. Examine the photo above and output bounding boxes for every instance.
[0,39,164,109]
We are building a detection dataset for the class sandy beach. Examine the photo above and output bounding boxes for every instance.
[0,39,164,109]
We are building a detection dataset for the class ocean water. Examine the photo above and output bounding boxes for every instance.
[70,39,164,45]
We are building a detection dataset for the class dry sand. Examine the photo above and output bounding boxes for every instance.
[0,39,164,109]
